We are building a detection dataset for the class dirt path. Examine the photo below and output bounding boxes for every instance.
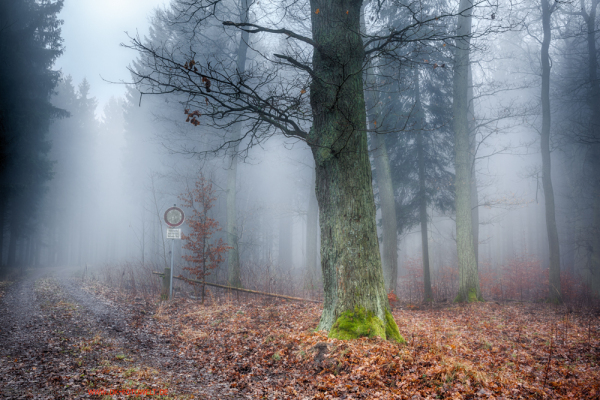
[0,269,243,399]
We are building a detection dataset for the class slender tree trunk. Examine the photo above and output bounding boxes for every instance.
[278,212,293,272]
[453,0,481,302]
[582,0,600,295]
[468,66,479,265]
[414,68,433,302]
[306,167,319,285]
[370,132,398,294]
[540,0,562,303]
[361,10,398,294]
[78,199,84,266]
[309,0,402,341]
[226,0,250,288]
[226,152,242,287]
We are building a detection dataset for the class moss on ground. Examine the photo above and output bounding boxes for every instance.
[329,307,405,343]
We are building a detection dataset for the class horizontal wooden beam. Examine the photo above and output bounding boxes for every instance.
[152,271,322,304]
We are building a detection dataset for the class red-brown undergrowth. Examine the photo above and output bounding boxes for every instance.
[151,298,600,399]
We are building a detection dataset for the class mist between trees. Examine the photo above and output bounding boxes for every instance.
[1,0,600,340]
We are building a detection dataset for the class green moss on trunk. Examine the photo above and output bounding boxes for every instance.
[454,287,483,303]
[309,0,402,339]
[384,309,405,343]
[329,307,404,343]
[468,288,478,302]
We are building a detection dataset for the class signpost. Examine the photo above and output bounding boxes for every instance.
[166,229,181,239]
[164,205,185,300]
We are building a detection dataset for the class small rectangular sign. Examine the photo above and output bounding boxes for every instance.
[166,228,181,239]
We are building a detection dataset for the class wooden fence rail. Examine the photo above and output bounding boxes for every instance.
[152,269,322,304]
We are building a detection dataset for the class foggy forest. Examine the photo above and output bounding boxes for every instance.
[1,0,600,398]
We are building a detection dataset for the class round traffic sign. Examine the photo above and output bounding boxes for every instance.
[164,206,185,227]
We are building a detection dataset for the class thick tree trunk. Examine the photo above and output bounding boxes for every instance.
[414,68,433,302]
[453,0,481,302]
[540,0,562,303]
[309,0,402,342]
[305,167,320,285]
[226,0,250,288]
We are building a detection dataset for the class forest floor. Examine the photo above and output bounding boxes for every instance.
[0,269,599,399]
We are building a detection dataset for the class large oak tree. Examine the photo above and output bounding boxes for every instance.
[127,0,481,340]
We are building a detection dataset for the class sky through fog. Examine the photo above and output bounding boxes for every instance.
[54,0,169,114]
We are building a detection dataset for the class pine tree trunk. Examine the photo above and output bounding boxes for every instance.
[540,0,562,303]
[309,0,402,342]
[226,0,250,288]
[414,68,433,302]
[453,0,481,302]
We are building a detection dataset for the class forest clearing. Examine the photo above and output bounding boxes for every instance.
[1,268,599,399]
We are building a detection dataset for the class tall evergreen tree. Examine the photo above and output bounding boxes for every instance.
[0,0,64,270]
[363,0,455,298]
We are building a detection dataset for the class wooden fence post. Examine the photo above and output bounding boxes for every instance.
[161,267,171,300]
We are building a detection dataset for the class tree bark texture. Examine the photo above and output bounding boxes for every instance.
[540,0,562,303]
[453,0,481,302]
[305,167,320,285]
[309,0,402,342]
[226,0,250,288]
[414,68,433,302]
